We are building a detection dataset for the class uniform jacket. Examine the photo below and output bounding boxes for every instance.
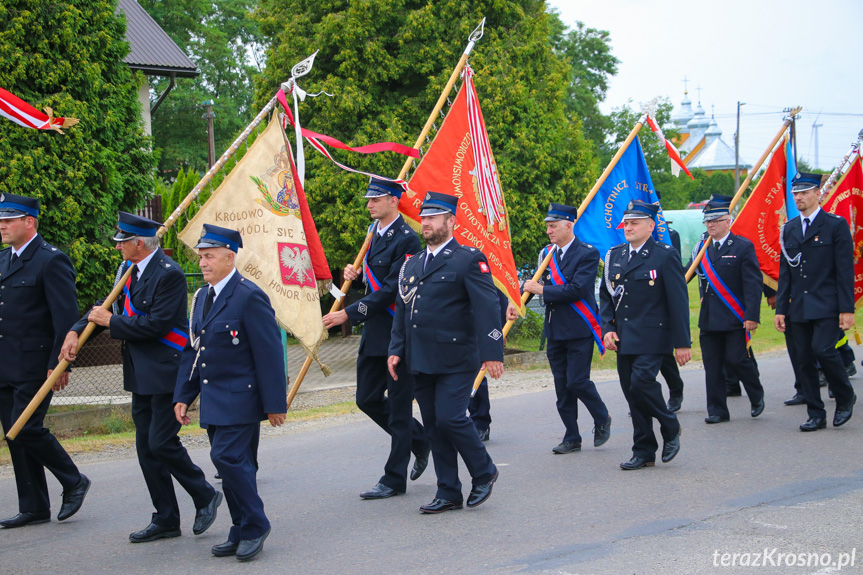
[668,227,682,259]
[599,237,691,355]
[776,210,854,321]
[389,237,504,375]
[693,232,762,332]
[345,215,421,356]
[71,249,187,395]
[174,272,287,426]
[538,237,600,341]
[0,234,78,382]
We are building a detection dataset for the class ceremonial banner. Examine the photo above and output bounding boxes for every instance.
[731,140,788,288]
[402,66,523,313]
[0,87,79,133]
[821,154,863,307]
[572,135,670,257]
[178,113,331,361]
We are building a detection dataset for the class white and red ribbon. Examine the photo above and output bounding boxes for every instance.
[276,88,418,191]
[462,64,505,226]
[0,87,78,133]
[645,115,693,179]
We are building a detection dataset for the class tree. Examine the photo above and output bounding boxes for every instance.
[0,0,156,310]
[253,0,600,267]
[547,14,619,150]
[139,0,265,179]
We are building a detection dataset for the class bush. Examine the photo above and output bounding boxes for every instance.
[507,307,544,345]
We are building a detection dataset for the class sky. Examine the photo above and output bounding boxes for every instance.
[548,0,863,171]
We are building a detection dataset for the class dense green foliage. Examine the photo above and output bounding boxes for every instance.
[254,0,601,266]
[548,16,618,150]
[139,0,264,179]
[0,0,156,310]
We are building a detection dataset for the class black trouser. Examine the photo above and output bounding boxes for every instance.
[132,392,214,527]
[355,354,429,493]
[414,371,496,503]
[660,353,684,399]
[701,330,764,419]
[616,354,680,460]
[468,378,491,433]
[0,380,81,514]
[546,336,609,444]
[790,318,856,420]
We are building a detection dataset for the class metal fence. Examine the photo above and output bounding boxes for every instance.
[51,273,206,406]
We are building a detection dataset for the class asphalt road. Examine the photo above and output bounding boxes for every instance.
[1,350,861,575]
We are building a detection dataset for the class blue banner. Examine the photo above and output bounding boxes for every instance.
[573,136,670,256]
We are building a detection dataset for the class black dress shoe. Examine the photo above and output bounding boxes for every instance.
[410,449,430,481]
[129,522,182,543]
[661,434,680,463]
[360,483,399,500]
[847,363,857,377]
[193,490,222,535]
[212,540,239,557]
[620,456,654,470]
[214,472,221,480]
[0,511,51,528]
[751,398,765,417]
[466,469,498,508]
[799,417,826,432]
[818,370,828,387]
[704,415,730,424]
[593,416,612,447]
[237,527,270,562]
[834,394,856,427]
[784,394,805,406]
[477,428,490,442]
[667,396,683,413]
[58,474,90,521]
[552,440,581,454]
[419,498,463,514]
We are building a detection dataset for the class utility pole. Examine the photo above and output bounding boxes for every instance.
[201,99,215,169]
[812,120,823,170]
[734,101,745,190]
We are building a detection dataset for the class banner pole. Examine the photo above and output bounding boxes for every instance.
[471,114,648,396]
[285,19,488,409]
[684,107,801,283]
[5,95,281,440]
[819,129,863,200]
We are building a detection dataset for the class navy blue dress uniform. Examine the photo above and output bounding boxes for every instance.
[69,212,218,539]
[389,192,502,511]
[535,203,611,453]
[0,193,88,527]
[174,225,287,554]
[467,290,509,441]
[342,179,430,496]
[776,173,856,429]
[599,201,689,468]
[660,221,685,411]
[692,199,765,422]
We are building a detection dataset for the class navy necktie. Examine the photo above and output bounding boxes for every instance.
[425,253,434,271]
[10,253,18,264]
[203,286,215,318]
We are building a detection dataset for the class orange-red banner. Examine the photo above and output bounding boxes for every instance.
[731,139,789,288]
[821,155,863,307]
[401,81,523,313]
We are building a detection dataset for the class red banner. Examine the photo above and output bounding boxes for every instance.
[731,140,788,288]
[821,155,863,307]
[402,77,523,313]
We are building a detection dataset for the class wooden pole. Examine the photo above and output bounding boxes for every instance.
[6,95,281,440]
[684,107,801,283]
[285,19,487,410]
[470,116,648,396]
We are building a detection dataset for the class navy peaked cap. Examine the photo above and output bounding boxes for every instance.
[0,192,39,219]
[544,202,578,222]
[112,211,162,242]
[195,224,243,252]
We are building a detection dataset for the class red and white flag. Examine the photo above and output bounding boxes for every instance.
[645,115,693,179]
[0,87,79,133]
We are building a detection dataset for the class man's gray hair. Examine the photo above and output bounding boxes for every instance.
[140,236,161,251]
